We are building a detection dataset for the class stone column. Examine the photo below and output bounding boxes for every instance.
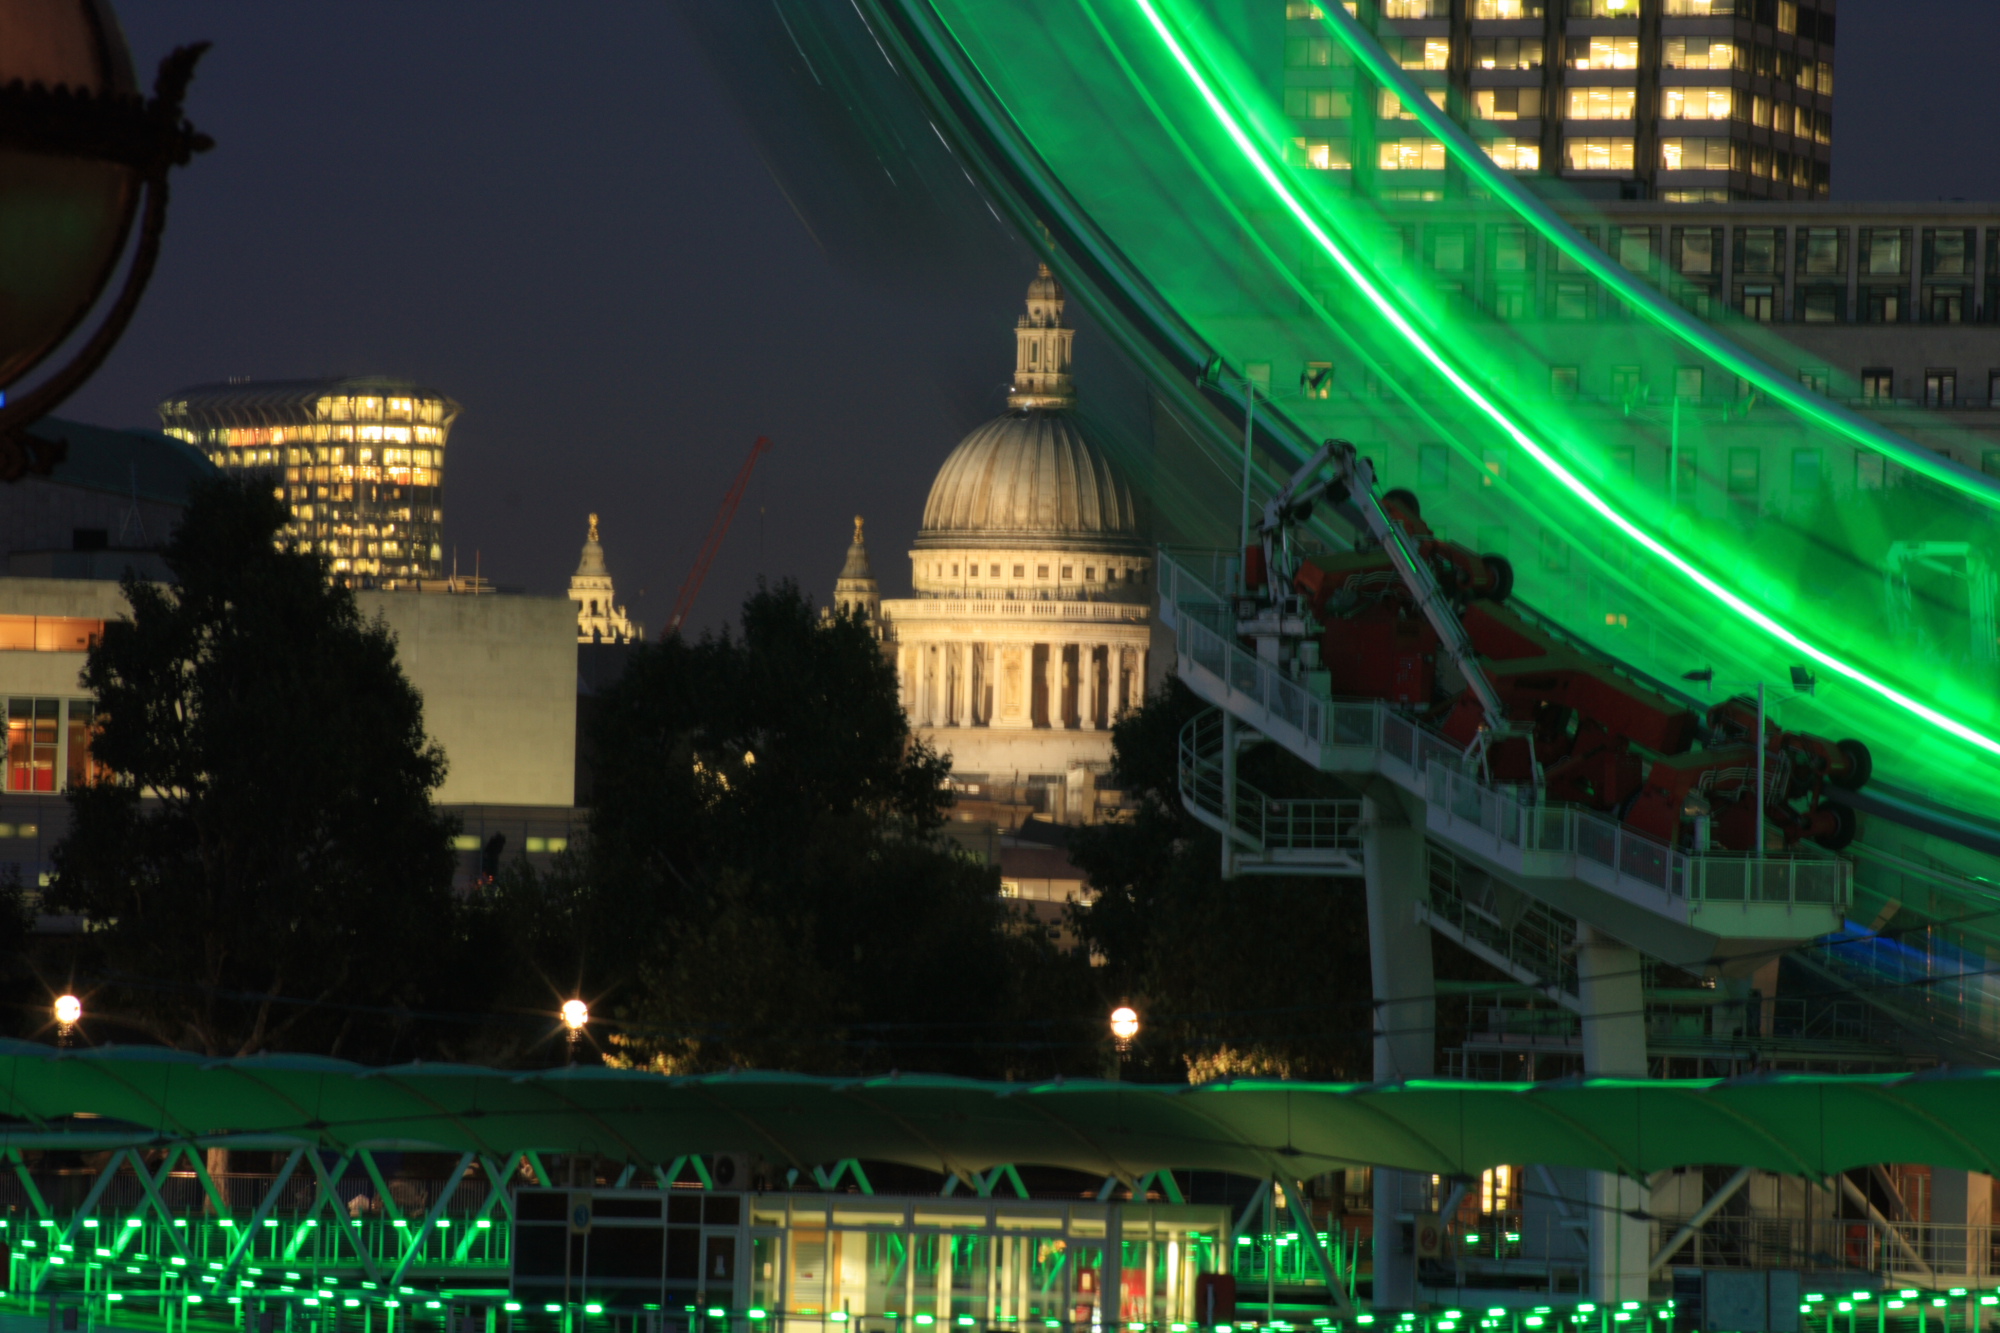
[1363,789,1433,1313]
[1578,925,1650,1304]
[1080,643,1098,731]
[948,643,965,726]
[896,643,913,714]
[1136,646,1150,708]
[1044,643,1062,728]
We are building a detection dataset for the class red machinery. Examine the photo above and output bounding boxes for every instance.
[1249,441,1871,854]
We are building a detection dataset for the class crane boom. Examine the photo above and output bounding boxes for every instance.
[664,435,771,637]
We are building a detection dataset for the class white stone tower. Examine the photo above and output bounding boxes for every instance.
[569,513,643,644]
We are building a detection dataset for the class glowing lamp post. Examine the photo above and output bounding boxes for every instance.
[561,999,589,1032]
[0,1,212,478]
[1106,1004,1140,1081]
[53,994,82,1027]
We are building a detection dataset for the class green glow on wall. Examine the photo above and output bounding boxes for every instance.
[879,0,2000,813]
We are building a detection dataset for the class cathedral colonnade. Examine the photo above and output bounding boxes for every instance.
[895,630,1148,731]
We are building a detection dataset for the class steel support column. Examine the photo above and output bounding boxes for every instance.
[1363,789,1432,1313]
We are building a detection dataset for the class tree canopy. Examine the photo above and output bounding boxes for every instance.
[47,478,462,1058]
[489,584,1097,1077]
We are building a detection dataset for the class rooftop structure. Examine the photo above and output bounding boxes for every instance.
[157,376,459,585]
[570,513,643,644]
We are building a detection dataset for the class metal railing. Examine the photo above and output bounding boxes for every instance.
[1178,711,1361,857]
[1160,546,1852,916]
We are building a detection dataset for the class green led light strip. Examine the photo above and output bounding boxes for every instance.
[1305,0,2000,511]
[1125,0,2000,759]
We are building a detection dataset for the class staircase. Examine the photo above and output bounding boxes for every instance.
[1177,709,1363,875]
[1159,548,1850,969]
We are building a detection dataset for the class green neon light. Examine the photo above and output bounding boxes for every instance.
[1125,0,2000,759]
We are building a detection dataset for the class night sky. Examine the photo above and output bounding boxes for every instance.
[62,2,2000,635]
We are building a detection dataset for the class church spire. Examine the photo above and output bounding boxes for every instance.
[569,512,643,643]
[829,515,882,637]
[1007,263,1075,411]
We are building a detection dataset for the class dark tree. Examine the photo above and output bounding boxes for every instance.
[492,583,1096,1076]
[47,479,460,1057]
[1066,680,1381,1081]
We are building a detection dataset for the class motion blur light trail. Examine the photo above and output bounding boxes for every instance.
[851,0,2000,813]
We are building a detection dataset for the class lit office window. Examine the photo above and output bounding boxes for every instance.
[1925,370,1958,408]
[1284,37,1338,68]
[1383,0,1446,15]
[1662,88,1731,119]
[1473,0,1545,13]
[1664,0,1738,15]
[1379,88,1448,119]
[1659,138,1732,170]
[1474,88,1541,120]
[1860,368,1894,401]
[1663,37,1737,69]
[1797,228,1844,277]
[1288,138,1353,170]
[1564,137,1635,171]
[1379,138,1447,170]
[1567,36,1638,69]
[1392,37,1450,70]
[1568,0,1638,17]
[1472,38,1543,69]
[1483,138,1540,170]
[5,699,59,792]
[1567,87,1637,120]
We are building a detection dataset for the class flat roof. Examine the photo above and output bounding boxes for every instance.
[4,1040,1997,1178]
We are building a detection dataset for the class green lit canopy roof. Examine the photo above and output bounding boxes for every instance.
[5,1042,2000,1181]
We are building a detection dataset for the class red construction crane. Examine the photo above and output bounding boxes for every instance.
[664,435,771,637]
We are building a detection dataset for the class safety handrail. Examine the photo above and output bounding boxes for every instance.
[1178,710,1361,855]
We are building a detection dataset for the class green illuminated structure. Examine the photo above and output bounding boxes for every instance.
[835,0,2000,818]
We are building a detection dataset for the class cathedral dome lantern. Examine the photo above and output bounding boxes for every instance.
[570,513,643,643]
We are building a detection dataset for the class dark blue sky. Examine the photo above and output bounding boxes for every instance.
[64,2,2000,633]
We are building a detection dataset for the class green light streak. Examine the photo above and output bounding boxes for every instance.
[1310,1,2000,510]
[1125,0,2000,758]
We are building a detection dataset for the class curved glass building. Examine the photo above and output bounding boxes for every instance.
[157,376,458,585]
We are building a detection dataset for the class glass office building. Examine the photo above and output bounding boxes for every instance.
[158,376,459,585]
[1283,0,1835,201]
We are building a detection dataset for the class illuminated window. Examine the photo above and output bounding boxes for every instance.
[1567,86,1636,120]
[1567,0,1636,16]
[1390,37,1450,71]
[1726,447,1760,494]
[1287,137,1353,170]
[1550,366,1580,399]
[1795,228,1844,278]
[1378,137,1447,171]
[1614,227,1655,275]
[1860,368,1893,401]
[1925,370,1957,408]
[1924,229,1973,278]
[1303,362,1334,398]
[1283,88,1352,120]
[0,617,102,653]
[1816,61,1834,95]
[5,699,58,792]
[1473,88,1541,120]
[1483,138,1539,170]
[1472,0,1542,14]
[1663,37,1737,69]
[1472,38,1542,70]
[1775,0,1797,34]
[1382,0,1445,15]
[1861,228,1909,276]
[1662,88,1731,120]
[1741,286,1776,322]
[1660,137,1733,173]
[1566,36,1638,69]
[1379,88,1448,119]
[1563,137,1635,170]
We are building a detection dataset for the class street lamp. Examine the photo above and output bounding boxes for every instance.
[1109,1005,1140,1050]
[0,2,212,479]
[53,994,82,1028]
[561,999,589,1033]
